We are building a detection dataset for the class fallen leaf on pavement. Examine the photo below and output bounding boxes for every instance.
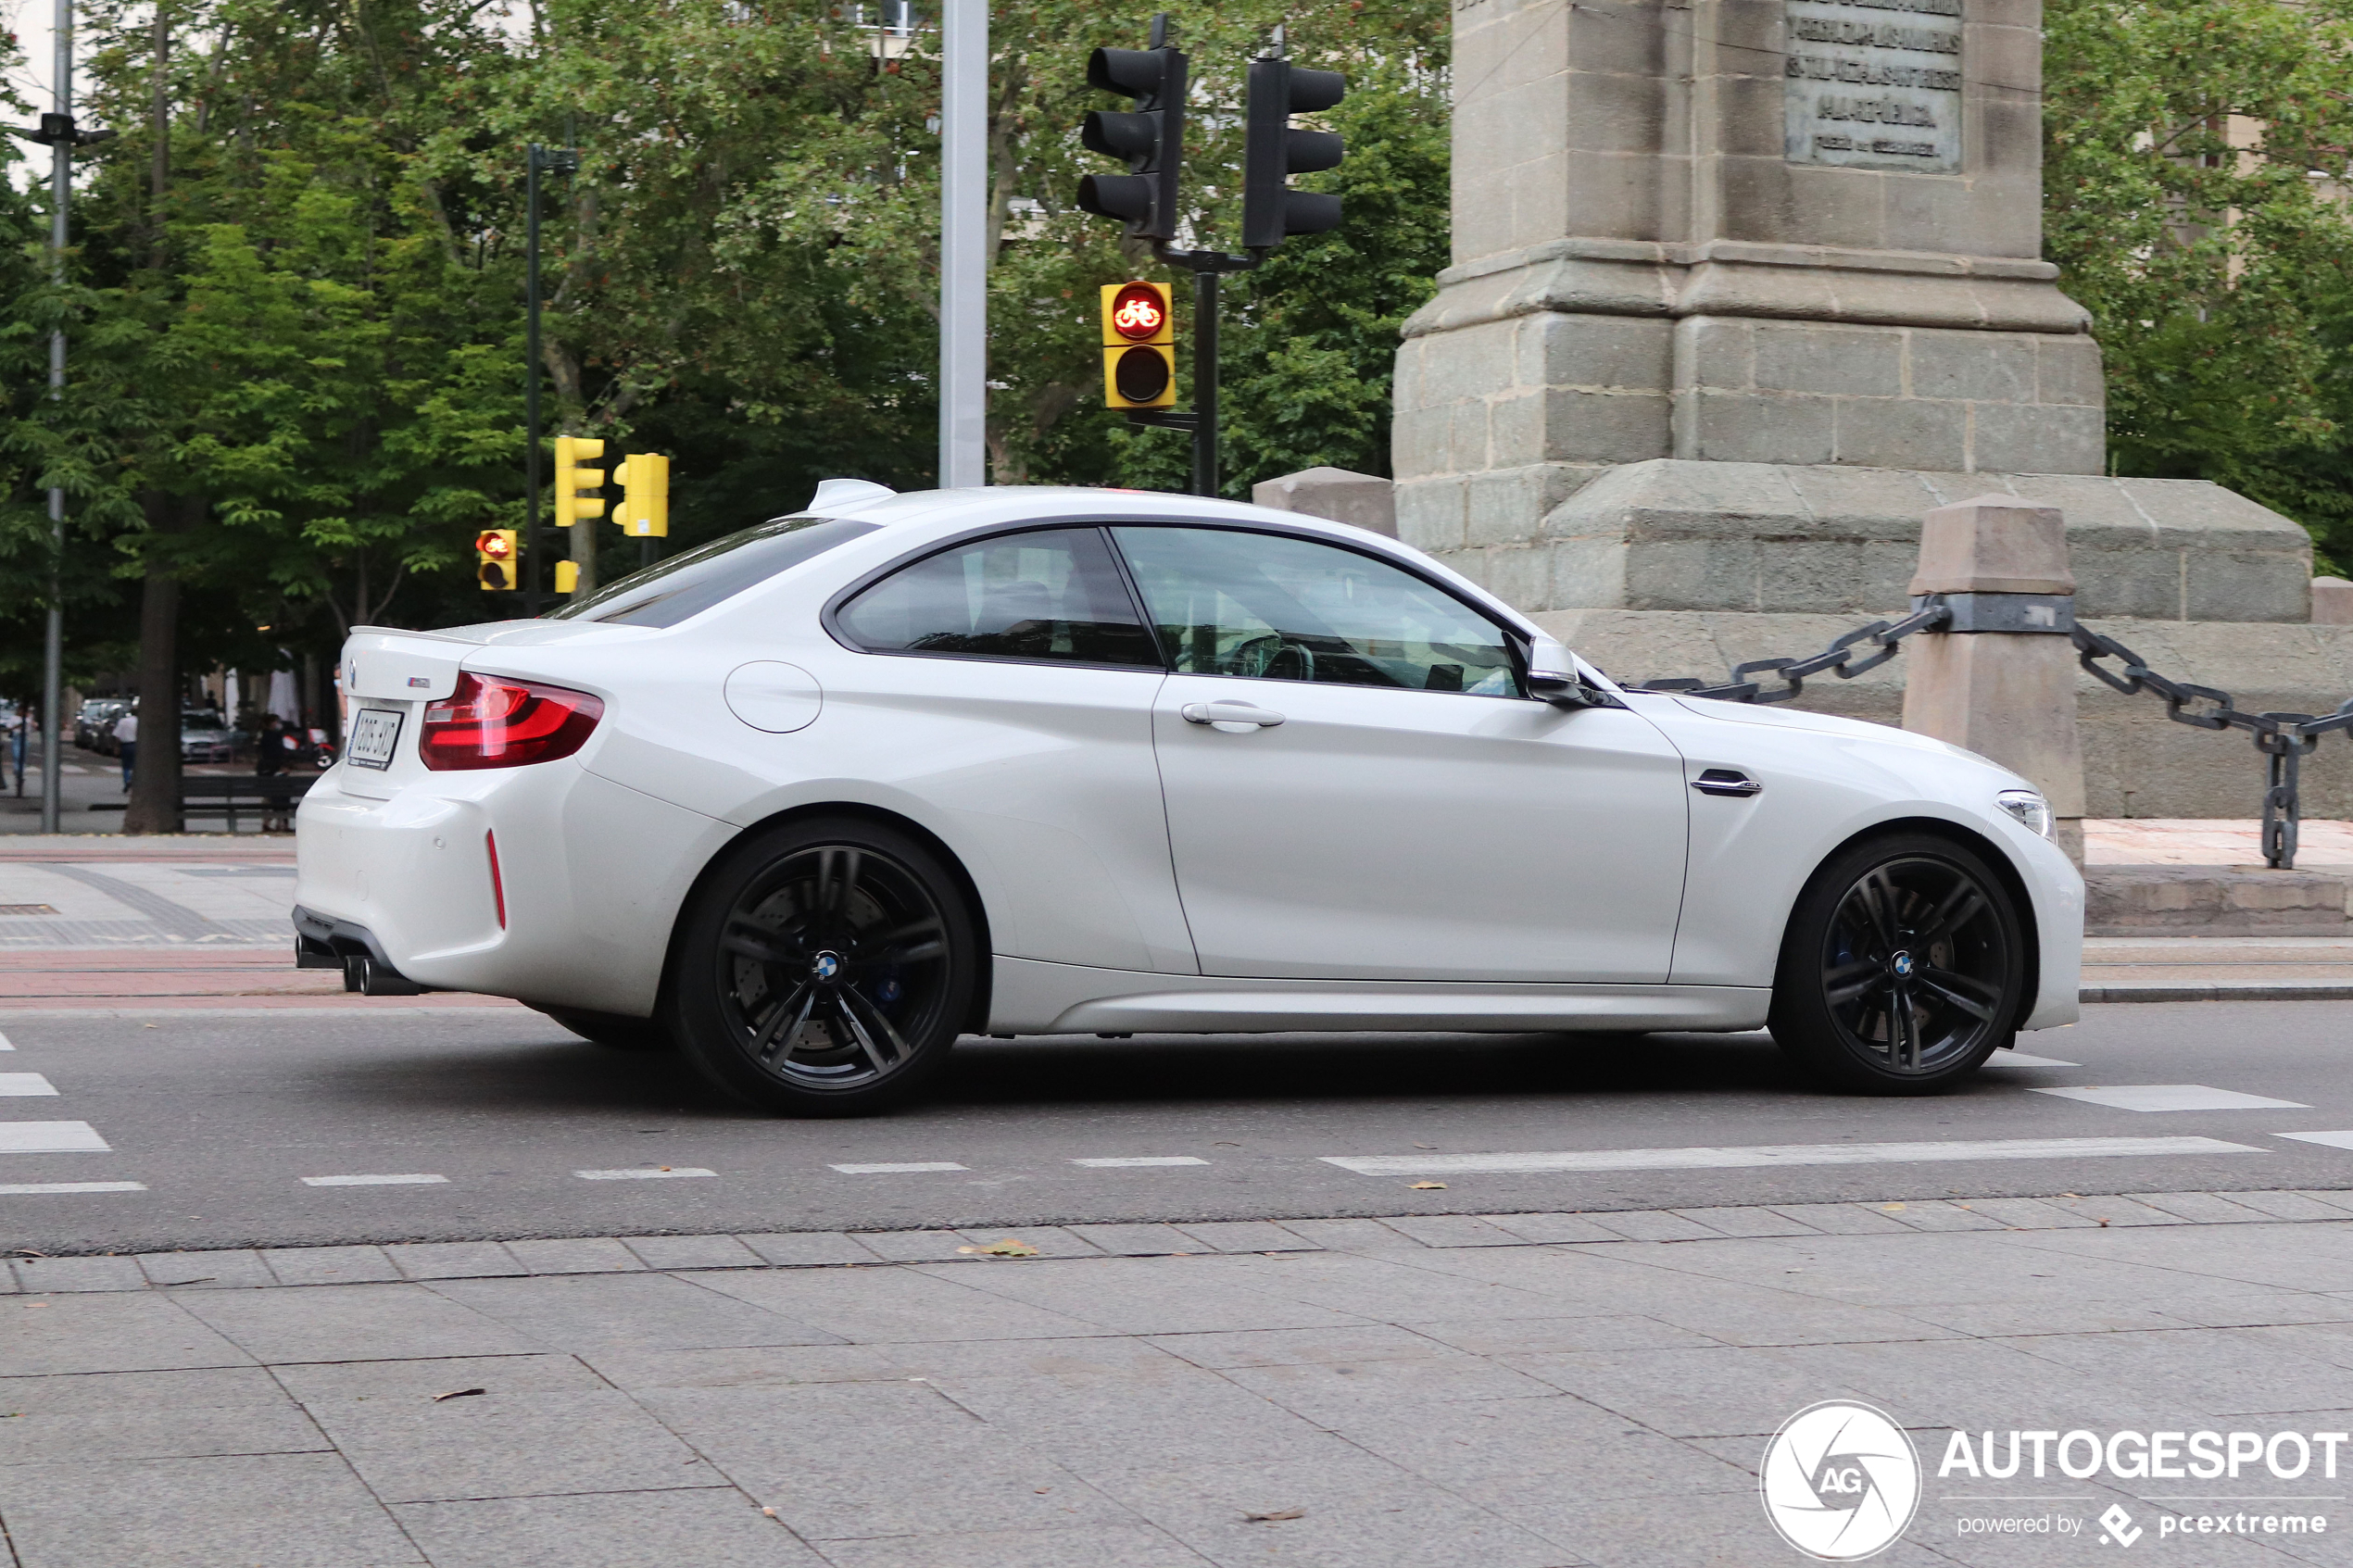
[1880,1203,1906,1212]
[956,1238,1039,1258]
[432,1388,486,1401]
[1409,1181,1446,1190]
[1245,1508,1306,1523]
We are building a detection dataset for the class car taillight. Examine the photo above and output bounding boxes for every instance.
[420,672,603,771]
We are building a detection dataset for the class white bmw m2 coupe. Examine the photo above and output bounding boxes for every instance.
[295,483,2082,1115]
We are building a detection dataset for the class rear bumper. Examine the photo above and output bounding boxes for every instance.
[293,759,732,1016]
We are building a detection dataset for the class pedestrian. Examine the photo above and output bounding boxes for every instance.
[112,708,138,792]
[256,715,299,833]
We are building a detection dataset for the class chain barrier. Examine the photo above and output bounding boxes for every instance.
[1626,600,2353,871]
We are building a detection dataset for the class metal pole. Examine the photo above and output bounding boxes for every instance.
[937,0,987,488]
[38,0,72,834]
[1190,270,1217,498]
[523,145,543,617]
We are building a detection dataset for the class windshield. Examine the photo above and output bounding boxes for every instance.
[549,516,878,628]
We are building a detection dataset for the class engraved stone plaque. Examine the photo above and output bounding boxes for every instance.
[1784,0,1964,173]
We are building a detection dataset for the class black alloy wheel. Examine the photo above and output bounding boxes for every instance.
[1769,834,2025,1094]
[672,818,977,1116]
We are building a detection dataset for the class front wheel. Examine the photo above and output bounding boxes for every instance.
[1768,834,2025,1095]
[669,818,978,1117]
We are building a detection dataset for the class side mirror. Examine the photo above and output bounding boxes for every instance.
[1527,633,1607,709]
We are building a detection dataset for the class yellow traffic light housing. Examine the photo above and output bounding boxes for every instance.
[475,529,519,591]
[553,559,580,595]
[617,453,671,538]
[553,435,606,529]
[1100,281,1176,409]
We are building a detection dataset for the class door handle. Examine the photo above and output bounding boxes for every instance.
[1181,700,1286,729]
[1691,768,1762,797]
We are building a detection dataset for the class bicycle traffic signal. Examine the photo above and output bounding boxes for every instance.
[1242,57,1346,250]
[553,435,606,529]
[1100,282,1176,409]
[1076,36,1186,242]
[617,453,670,538]
[475,529,519,592]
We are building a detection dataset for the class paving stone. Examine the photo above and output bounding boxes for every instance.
[260,1244,402,1286]
[432,1272,842,1354]
[2125,1191,2277,1223]
[1951,1196,2103,1229]
[1670,1206,1822,1237]
[1765,1202,1917,1235]
[950,1227,1104,1261]
[12,1255,147,1293]
[1481,1211,1621,1245]
[504,1237,645,1274]
[1275,1217,1429,1250]
[395,1489,830,1568]
[812,1523,1202,1568]
[1371,1213,1528,1248]
[385,1240,527,1280]
[1586,1210,1724,1242]
[0,1452,426,1566]
[135,1250,274,1289]
[1171,1221,1322,1253]
[2293,1190,2353,1218]
[619,1234,764,1271]
[736,1231,881,1267]
[858,1230,983,1263]
[175,1282,543,1363]
[2036,1193,2195,1227]
[1878,1200,2007,1233]
[2219,1190,2353,1222]
[1063,1223,1202,1257]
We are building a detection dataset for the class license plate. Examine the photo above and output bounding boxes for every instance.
[346,708,405,771]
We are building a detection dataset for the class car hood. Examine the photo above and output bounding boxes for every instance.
[1663,695,2014,771]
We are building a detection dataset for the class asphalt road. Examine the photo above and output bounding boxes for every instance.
[0,998,2347,1254]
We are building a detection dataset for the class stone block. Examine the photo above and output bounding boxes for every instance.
[2085,868,2353,937]
[2315,576,2353,625]
[1718,158,1887,252]
[1831,397,1969,473]
[2035,337,2106,408]
[1542,386,1672,463]
[1969,401,2105,478]
[1526,312,1674,393]
[1909,497,2073,595]
[1907,335,2038,405]
[1752,324,1904,398]
[1563,67,1671,157]
[1675,317,1754,395]
[2186,552,2313,624]
[1252,468,1397,539]
[1394,476,1467,551]
[1678,391,1835,465]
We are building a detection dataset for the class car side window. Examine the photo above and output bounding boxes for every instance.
[836,527,1164,669]
[1110,526,1525,696]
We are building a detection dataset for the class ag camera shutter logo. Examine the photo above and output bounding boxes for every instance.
[1762,1400,1921,1561]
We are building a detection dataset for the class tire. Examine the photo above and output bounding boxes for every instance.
[538,1007,673,1053]
[1768,833,2025,1095]
[668,816,978,1117]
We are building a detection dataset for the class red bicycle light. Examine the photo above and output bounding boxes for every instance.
[420,672,603,771]
[1110,282,1165,341]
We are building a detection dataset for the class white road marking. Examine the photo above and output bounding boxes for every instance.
[1070,1156,1210,1168]
[0,1030,13,1049]
[1984,1051,2081,1068]
[829,1161,968,1174]
[0,1122,108,1153]
[575,1167,717,1180]
[1321,1135,2265,1176]
[0,1181,145,1195]
[0,1074,57,1097]
[2276,1132,2353,1151]
[302,1173,449,1186]
[2031,1085,2310,1112]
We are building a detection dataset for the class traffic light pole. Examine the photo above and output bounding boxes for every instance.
[1190,270,1217,498]
[523,144,577,617]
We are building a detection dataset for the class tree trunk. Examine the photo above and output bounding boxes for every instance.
[122,494,193,835]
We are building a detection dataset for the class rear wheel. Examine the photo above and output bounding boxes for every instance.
[1768,834,2024,1095]
[669,818,976,1117]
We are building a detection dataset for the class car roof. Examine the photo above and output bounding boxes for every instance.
[799,485,1349,535]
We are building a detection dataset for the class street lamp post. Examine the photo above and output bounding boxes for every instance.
[523,144,576,619]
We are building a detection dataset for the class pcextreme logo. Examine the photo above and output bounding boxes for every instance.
[1761,1400,1923,1562]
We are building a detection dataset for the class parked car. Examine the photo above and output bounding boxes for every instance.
[294,483,2084,1116]
[76,699,127,751]
[181,711,237,765]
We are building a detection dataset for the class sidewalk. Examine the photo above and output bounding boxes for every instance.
[8,1192,2353,1567]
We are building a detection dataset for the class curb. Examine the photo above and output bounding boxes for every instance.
[2081,983,2353,1003]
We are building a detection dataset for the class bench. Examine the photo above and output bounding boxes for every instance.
[179,774,316,833]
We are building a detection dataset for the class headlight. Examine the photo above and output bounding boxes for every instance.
[1995,788,2052,837]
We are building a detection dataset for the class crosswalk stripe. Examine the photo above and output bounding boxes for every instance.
[1070,1156,1210,1168]
[830,1161,968,1174]
[302,1173,449,1186]
[1321,1135,2266,1177]
[0,1181,145,1195]
[575,1167,716,1180]
[2031,1085,2310,1112]
[0,1073,57,1097]
[0,1122,108,1154]
[0,1031,14,1049]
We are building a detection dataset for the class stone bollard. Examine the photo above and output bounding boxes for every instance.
[1900,497,2088,864]
[2313,575,2353,625]
[1251,467,1397,537]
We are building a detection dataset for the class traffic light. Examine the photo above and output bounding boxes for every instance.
[1100,282,1176,409]
[553,560,579,595]
[475,529,519,592]
[617,453,670,538]
[1242,57,1346,250]
[1076,36,1186,242]
[553,435,606,529]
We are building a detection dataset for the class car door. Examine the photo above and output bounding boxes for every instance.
[1112,524,1690,985]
